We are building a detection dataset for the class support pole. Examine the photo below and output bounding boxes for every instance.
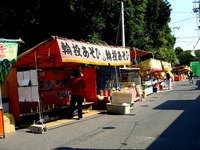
[121,1,125,47]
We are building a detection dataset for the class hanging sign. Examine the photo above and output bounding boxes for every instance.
[57,39,131,66]
[0,39,21,84]
[0,40,18,61]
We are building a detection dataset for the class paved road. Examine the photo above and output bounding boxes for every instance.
[1,79,200,150]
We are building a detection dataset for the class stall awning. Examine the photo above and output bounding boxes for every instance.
[139,58,163,72]
[172,65,190,74]
[130,48,152,59]
[13,36,131,69]
[161,61,172,71]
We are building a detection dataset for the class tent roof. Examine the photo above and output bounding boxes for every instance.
[13,37,152,70]
[139,58,163,71]
[130,47,152,59]
[172,65,190,73]
[13,37,82,69]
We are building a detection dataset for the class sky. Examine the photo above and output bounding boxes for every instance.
[168,0,200,51]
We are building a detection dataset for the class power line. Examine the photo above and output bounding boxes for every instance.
[176,36,199,39]
[169,17,196,25]
[171,11,194,13]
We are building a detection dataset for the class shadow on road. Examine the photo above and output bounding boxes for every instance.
[53,147,106,150]
[147,95,200,149]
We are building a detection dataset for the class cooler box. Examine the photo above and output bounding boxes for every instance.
[106,91,132,115]
[106,103,130,115]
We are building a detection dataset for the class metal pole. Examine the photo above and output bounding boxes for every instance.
[121,1,125,47]
[0,84,2,109]
[35,51,43,123]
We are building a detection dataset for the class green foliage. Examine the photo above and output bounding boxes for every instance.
[175,47,184,55]
[0,0,176,65]
[195,50,200,58]
[126,0,147,49]
[178,50,196,66]
[0,59,13,84]
[88,32,102,44]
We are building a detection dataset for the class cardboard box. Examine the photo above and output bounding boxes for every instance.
[3,113,15,134]
[106,103,130,115]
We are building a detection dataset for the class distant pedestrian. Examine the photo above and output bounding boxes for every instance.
[188,71,194,84]
[188,71,193,80]
[166,71,172,90]
[69,69,86,119]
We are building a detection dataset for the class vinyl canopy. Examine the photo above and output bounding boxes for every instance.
[13,36,131,69]
[130,47,152,59]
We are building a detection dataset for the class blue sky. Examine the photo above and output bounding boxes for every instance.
[168,0,200,51]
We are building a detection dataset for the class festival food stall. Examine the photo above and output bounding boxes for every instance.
[118,48,152,100]
[160,60,174,88]
[97,48,152,110]
[139,58,162,96]
[172,65,190,81]
[6,36,131,125]
[118,66,142,102]
[139,59,174,94]
[106,49,152,115]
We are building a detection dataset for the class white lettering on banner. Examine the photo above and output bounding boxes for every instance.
[57,39,130,66]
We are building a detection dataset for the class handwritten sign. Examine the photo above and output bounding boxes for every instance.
[57,39,131,66]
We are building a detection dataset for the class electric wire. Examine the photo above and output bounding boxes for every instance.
[170,1,200,49]
[169,16,196,25]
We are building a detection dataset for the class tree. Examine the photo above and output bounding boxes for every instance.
[175,47,184,55]
[178,50,196,66]
[0,0,177,64]
[143,0,176,65]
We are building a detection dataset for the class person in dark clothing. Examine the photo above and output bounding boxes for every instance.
[188,71,194,84]
[68,69,86,119]
[166,71,172,90]
[188,71,193,80]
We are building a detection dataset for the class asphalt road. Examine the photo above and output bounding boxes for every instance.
[1,78,200,150]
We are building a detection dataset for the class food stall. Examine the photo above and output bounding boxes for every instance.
[6,36,131,125]
[106,48,152,115]
[119,66,142,101]
[172,65,190,81]
[139,58,162,96]
[97,48,152,110]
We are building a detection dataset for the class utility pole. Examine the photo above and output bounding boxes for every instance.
[193,0,200,24]
[192,1,200,54]
[121,1,125,47]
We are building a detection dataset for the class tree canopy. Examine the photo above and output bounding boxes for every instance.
[0,0,176,65]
